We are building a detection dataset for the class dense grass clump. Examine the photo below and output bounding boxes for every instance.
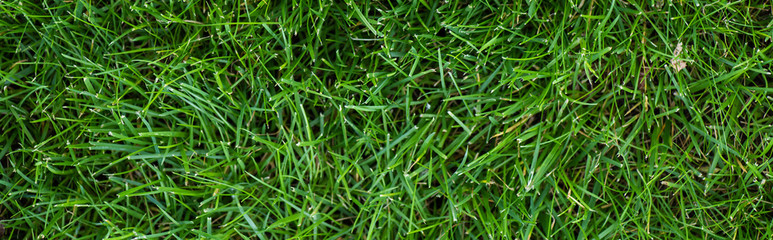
[2,0,773,239]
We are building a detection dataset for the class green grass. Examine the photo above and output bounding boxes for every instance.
[1,0,773,239]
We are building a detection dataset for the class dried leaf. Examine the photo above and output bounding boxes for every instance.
[670,42,687,72]
[673,42,683,56]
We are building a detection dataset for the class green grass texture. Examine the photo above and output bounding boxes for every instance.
[2,0,773,239]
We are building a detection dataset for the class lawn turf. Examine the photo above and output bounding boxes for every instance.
[2,0,773,239]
